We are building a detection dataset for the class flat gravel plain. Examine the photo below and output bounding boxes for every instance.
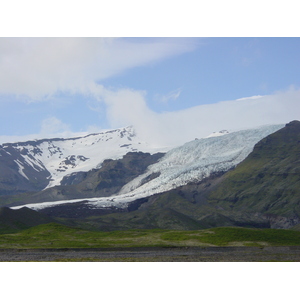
[1,246,300,261]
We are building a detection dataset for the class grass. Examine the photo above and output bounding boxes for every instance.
[160,227,300,246]
[0,223,300,249]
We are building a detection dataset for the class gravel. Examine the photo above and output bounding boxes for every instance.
[1,246,300,261]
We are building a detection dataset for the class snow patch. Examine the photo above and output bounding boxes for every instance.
[15,160,29,180]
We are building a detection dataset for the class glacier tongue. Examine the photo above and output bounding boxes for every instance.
[118,124,284,197]
[11,124,284,211]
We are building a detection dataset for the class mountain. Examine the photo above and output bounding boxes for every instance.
[207,120,300,228]
[3,151,164,207]
[9,123,284,211]
[83,120,299,231]
[0,126,169,197]
[3,121,300,231]
[29,120,299,231]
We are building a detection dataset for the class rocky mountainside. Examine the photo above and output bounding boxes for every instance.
[2,121,300,231]
[10,123,283,211]
[0,143,51,196]
[3,151,164,207]
[0,126,169,196]
[15,120,299,231]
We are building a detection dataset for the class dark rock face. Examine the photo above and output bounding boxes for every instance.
[3,151,165,206]
[37,198,150,219]
[0,127,140,198]
[60,171,88,186]
[0,143,50,196]
[60,152,164,190]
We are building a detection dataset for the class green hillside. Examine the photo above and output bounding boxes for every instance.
[208,120,300,224]
[0,222,300,249]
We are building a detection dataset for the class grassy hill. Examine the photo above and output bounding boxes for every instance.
[0,222,300,249]
[208,120,300,226]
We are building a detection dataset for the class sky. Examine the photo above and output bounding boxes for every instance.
[0,37,299,146]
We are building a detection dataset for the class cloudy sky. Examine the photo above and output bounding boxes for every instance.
[0,37,299,146]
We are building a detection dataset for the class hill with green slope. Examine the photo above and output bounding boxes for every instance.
[207,120,300,227]
[1,222,300,249]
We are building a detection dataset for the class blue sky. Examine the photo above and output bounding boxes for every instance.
[0,37,299,145]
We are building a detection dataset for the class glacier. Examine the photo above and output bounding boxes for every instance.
[11,123,284,211]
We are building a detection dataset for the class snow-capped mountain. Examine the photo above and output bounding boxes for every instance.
[11,123,285,211]
[0,126,171,195]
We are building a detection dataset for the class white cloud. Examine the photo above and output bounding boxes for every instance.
[159,88,182,103]
[0,37,198,99]
[89,85,300,147]
[40,117,70,136]
[235,95,263,101]
[1,87,299,146]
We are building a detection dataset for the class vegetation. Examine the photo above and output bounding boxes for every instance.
[208,121,300,218]
[0,222,300,249]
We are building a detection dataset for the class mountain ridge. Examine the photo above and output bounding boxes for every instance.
[0,126,170,196]
[9,123,284,211]
[1,121,300,231]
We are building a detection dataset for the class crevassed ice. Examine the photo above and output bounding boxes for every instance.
[118,124,284,197]
[11,124,284,211]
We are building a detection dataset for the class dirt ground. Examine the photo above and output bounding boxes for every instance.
[1,246,300,261]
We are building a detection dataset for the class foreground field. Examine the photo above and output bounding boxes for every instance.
[1,223,300,248]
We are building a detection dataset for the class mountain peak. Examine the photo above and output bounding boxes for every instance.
[0,125,171,194]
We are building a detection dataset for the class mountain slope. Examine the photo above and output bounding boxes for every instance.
[0,143,51,195]
[30,121,300,230]
[0,126,170,196]
[10,124,284,213]
[3,152,164,207]
[207,120,300,225]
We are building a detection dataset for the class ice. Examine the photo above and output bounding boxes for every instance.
[11,123,284,211]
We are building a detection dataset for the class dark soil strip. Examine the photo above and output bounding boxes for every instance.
[1,246,300,261]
